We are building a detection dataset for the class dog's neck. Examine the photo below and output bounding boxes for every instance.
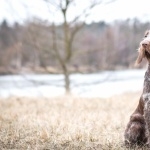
[143,64,150,94]
[146,64,150,76]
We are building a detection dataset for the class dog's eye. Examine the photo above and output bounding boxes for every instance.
[145,35,147,38]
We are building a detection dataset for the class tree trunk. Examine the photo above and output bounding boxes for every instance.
[64,69,70,94]
[62,63,71,94]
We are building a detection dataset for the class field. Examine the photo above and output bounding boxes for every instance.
[0,92,148,150]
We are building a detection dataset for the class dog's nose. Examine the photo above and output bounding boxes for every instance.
[142,43,148,47]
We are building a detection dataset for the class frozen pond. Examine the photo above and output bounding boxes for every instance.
[0,69,146,98]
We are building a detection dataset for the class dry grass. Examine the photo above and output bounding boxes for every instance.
[0,92,148,150]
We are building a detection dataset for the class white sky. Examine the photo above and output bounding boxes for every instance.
[0,0,150,24]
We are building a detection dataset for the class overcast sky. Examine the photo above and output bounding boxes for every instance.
[0,0,150,24]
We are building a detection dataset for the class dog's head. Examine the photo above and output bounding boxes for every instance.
[136,30,150,65]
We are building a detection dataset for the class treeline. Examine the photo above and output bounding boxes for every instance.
[0,18,149,74]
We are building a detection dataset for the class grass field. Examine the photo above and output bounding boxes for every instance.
[0,92,148,150]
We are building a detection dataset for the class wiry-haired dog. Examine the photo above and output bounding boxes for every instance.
[124,30,150,147]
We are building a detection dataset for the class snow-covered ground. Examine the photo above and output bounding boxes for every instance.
[0,69,146,98]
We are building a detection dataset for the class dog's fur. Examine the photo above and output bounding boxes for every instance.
[124,30,150,147]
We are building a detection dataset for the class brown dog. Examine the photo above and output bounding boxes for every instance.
[124,30,150,147]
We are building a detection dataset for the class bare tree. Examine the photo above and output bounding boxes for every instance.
[43,0,115,94]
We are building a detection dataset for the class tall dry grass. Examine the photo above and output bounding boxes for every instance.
[0,92,148,149]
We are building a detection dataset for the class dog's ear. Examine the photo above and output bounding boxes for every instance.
[135,47,145,65]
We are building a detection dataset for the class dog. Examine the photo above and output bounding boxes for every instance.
[124,30,150,147]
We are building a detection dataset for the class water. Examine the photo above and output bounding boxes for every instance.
[0,69,146,98]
